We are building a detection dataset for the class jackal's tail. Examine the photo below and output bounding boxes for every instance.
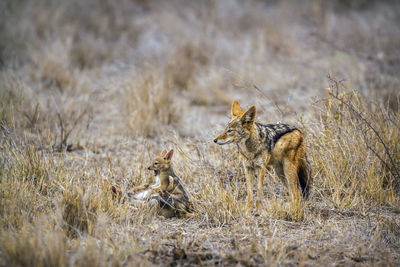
[298,158,312,199]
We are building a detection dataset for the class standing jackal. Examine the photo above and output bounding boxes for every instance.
[214,101,311,211]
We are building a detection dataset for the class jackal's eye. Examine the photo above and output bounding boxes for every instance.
[154,162,158,166]
[227,129,233,133]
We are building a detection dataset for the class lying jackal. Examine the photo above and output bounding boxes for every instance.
[113,149,192,218]
[214,101,311,211]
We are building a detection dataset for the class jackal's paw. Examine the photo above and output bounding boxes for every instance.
[256,200,263,212]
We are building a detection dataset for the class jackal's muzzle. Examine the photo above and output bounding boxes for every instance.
[213,138,232,145]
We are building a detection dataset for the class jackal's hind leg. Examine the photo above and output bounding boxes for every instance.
[274,164,287,188]
[283,159,301,204]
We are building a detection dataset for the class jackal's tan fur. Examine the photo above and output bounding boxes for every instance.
[113,149,192,218]
[214,101,311,211]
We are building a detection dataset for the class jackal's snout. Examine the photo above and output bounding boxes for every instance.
[213,134,230,145]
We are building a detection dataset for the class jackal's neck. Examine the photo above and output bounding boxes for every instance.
[159,167,175,178]
[238,123,264,155]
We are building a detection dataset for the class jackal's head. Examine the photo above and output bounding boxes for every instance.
[147,149,174,176]
[214,101,256,145]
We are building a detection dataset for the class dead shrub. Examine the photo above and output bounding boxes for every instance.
[308,75,400,208]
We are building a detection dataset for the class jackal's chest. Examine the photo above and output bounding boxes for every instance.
[240,152,266,167]
[151,175,161,189]
[238,144,266,168]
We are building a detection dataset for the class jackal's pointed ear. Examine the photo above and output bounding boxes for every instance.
[240,106,256,125]
[160,150,168,157]
[231,100,244,118]
[164,149,174,160]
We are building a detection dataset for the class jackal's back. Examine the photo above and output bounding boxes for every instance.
[255,123,298,153]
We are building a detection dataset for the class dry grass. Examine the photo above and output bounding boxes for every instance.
[1,0,400,266]
[309,78,400,210]
[124,69,182,138]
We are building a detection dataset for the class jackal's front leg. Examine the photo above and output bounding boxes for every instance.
[243,162,255,210]
[256,168,266,212]
[132,183,150,193]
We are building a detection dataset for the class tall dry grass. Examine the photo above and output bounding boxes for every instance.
[124,69,182,138]
[308,76,399,210]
